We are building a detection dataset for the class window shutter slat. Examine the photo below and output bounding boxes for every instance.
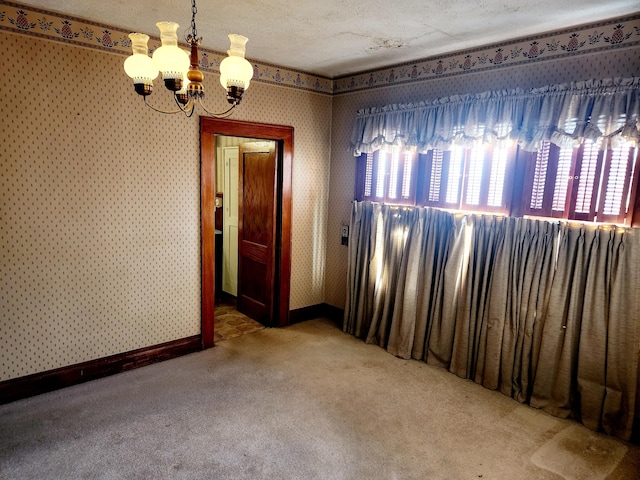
[569,141,603,221]
[529,142,550,210]
[387,150,400,200]
[386,150,417,205]
[363,153,374,198]
[445,148,464,205]
[422,149,451,208]
[464,147,484,206]
[487,146,509,207]
[551,147,574,214]
[598,145,636,224]
[401,152,413,200]
[375,151,387,199]
[521,142,560,218]
[428,149,444,203]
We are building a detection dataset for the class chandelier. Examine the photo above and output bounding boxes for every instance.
[123,0,253,117]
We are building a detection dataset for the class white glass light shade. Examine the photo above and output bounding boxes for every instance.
[152,22,189,80]
[219,34,253,91]
[124,33,158,83]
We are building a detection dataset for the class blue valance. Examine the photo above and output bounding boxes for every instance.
[350,77,640,155]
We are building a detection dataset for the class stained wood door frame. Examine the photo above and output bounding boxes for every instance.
[200,118,293,349]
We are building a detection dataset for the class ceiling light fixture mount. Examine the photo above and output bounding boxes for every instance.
[123,0,253,118]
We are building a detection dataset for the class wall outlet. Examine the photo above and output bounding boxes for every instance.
[341,225,349,246]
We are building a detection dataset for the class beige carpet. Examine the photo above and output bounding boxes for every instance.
[531,424,629,480]
[1,318,638,479]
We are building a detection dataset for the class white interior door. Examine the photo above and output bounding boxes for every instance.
[222,147,239,296]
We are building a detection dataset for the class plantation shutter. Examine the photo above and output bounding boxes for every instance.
[522,142,577,219]
[355,151,417,204]
[419,149,465,208]
[521,141,639,224]
[597,145,638,224]
[567,141,604,222]
[460,145,512,214]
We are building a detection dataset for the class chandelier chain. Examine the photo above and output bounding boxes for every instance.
[190,0,198,40]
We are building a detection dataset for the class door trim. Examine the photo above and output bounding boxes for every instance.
[200,118,293,348]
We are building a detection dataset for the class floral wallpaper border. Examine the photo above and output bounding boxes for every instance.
[0,1,334,95]
[333,14,640,94]
[1,1,639,96]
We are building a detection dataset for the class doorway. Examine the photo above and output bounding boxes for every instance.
[200,118,293,349]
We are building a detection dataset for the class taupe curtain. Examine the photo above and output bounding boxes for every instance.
[344,201,640,441]
[344,202,415,345]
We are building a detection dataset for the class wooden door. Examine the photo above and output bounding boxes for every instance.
[237,141,277,325]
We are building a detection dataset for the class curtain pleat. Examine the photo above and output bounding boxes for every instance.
[531,227,595,418]
[500,219,558,403]
[365,205,414,347]
[344,201,640,441]
[343,201,374,338]
[601,230,640,439]
[386,208,454,359]
[450,216,503,382]
[425,215,470,369]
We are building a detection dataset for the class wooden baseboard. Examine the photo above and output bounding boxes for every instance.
[323,304,345,324]
[217,292,237,307]
[289,303,344,325]
[0,335,201,405]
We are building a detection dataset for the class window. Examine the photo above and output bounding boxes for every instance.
[418,145,514,214]
[356,150,417,205]
[355,141,640,225]
[520,141,639,224]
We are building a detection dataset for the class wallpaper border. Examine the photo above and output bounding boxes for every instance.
[334,14,640,94]
[1,1,639,96]
[0,0,334,95]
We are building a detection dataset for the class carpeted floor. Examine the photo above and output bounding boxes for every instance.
[1,318,638,479]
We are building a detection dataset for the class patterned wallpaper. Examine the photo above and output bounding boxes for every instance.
[0,3,332,380]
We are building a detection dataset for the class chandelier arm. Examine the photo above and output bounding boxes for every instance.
[143,96,192,115]
[196,97,238,118]
[173,95,199,117]
[177,96,198,118]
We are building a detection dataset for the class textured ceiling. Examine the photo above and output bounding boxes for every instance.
[14,0,640,77]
